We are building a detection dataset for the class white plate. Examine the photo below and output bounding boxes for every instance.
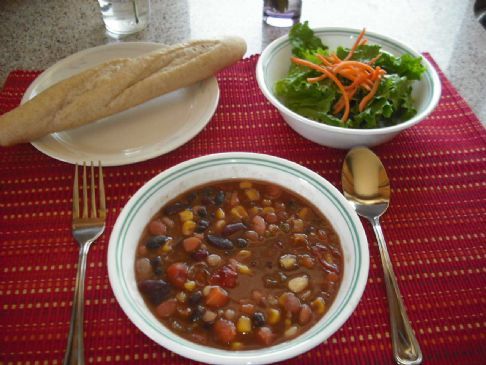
[21,42,220,166]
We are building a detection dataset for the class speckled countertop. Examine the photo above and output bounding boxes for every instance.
[1,0,485,124]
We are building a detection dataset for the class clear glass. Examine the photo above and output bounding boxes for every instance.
[263,0,302,27]
[98,0,150,35]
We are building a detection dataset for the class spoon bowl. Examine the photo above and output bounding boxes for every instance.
[342,147,422,365]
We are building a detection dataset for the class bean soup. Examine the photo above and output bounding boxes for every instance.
[135,180,343,350]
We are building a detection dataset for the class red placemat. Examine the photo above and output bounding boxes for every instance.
[0,54,485,365]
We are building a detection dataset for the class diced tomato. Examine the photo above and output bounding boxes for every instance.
[264,185,282,199]
[149,219,167,235]
[183,236,202,252]
[256,326,276,346]
[239,303,255,315]
[205,286,230,308]
[209,265,238,288]
[166,262,188,288]
[213,319,237,344]
[155,299,177,318]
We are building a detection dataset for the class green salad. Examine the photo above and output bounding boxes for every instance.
[274,22,426,129]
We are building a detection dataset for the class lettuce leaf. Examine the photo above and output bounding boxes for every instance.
[274,23,426,129]
[289,21,328,58]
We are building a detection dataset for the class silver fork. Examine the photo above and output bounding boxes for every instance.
[64,162,106,365]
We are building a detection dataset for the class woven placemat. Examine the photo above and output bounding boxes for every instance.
[0,54,485,364]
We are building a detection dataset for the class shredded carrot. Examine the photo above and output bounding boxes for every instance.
[290,28,384,123]
[316,54,333,66]
[333,61,374,73]
[344,28,366,61]
[359,77,381,112]
[307,74,328,83]
[368,53,382,65]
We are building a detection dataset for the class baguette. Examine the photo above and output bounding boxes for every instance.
[0,37,246,146]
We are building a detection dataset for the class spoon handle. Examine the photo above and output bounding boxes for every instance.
[371,217,423,365]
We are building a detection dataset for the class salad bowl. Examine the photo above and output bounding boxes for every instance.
[256,26,441,149]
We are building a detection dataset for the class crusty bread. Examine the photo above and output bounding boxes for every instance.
[0,37,246,146]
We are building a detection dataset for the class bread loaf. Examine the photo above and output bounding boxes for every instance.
[0,37,246,146]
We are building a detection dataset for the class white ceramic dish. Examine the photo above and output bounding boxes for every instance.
[108,152,369,365]
[21,42,219,166]
[256,27,441,149]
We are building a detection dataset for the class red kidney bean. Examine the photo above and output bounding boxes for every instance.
[222,222,247,236]
[138,280,171,305]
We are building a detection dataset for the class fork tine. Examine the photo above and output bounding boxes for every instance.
[73,164,80,219]
[90,162,97,218]
[98,161,106,219]
[82,162,88,219]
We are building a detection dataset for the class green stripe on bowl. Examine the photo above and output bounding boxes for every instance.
[115,156,363,355]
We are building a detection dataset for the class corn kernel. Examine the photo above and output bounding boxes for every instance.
[284,318,292,329]
[235,250,252,261]
[288,275,309,293]
[311,297,326,314]
[231,342,244,350]
[267,308,281,324]
[182,220,196,236]
[239,181,253,189]
[237,316,252,333]
[231,205,248,219]
[215,208,225,220]
[236,263,253,275]
[297,207,310,219]
[262,206,275,214]
[179,210,194,222]
[176,291,187,302]
[249,206,262,216]
[324,252,334,264]
[214,219,226,233]
[184,280,196,291]
[279,254,297,270]
[162,243,172,253]
[245,188,261,201]
[284,325,298,338]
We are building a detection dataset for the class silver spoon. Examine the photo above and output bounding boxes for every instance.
[342,146,423,365]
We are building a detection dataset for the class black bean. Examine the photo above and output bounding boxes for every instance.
[195,219,210,233]
[206,235,234,250]
[189,305,206,322]
[222,222,247,236]
[188,291,203,306]
[146,235,170,249]
[236,238,248,248]
[154,267,163,276]
[164,202,188,215]
[150,256,162,267]
[214,190,225,205]
[138,280,171,305]
[196,206,208,218]
[201,188,216,205]
[252,312,266,327]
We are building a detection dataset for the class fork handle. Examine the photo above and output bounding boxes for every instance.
[64,243,91,365]
[371,217,423,365]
